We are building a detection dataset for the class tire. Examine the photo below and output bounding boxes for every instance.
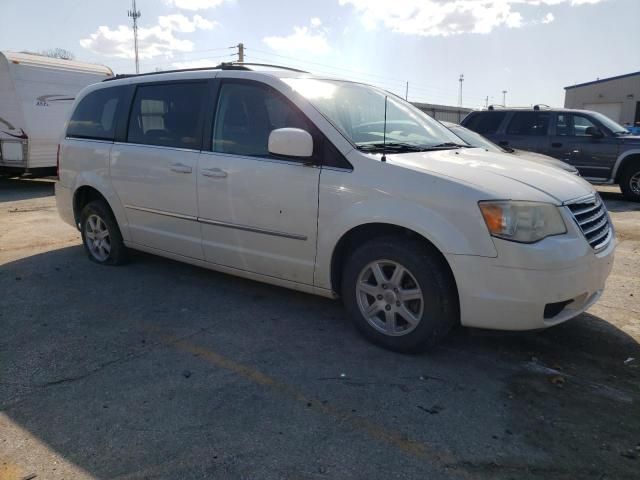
[341,235,458,353]
[619,160,640,202]
[79,200,128,265]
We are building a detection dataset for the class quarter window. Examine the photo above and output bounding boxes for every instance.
[67,87,124,141]
[463,112,506,135]
[212,82,309,157]
[506,112,550,136]
[127,82,206,149]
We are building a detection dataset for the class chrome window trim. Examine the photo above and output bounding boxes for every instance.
[113,142,201,154]
[200,150,317,168]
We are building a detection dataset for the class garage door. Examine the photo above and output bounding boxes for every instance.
[582,102,623,123]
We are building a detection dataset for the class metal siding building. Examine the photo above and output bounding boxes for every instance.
[411,102,473,123]
[564,71,640,126]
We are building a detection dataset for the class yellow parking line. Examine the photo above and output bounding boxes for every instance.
[167,337,469,479]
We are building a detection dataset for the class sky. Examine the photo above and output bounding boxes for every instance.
[1,0,638,108]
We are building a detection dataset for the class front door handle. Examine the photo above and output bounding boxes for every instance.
[551,142,563,148]
[170,163,192,174]
[201,167,228,178]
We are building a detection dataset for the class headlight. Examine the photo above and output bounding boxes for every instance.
[478,201,566,243]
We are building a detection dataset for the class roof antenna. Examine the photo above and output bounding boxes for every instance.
[381,95,388,163]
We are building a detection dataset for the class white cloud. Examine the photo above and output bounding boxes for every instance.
[263,19,331,55]
[339,0,606,37]
[80,14,217,59]
[165,0,229,10]
[542,12,555,23]
[158,14,216,32]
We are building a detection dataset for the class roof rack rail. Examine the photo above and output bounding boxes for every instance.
[533,103,551,110]
[216,61,310,73]
[102,62,309,82]
[487,104,506,111]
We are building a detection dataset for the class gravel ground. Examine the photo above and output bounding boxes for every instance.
[0,178,638,480]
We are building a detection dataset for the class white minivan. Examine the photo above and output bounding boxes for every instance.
[56,63,615,352]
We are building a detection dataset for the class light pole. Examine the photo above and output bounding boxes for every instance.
[502,90,508,107]
[458,74,464,107]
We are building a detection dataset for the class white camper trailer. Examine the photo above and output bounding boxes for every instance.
[0,51,112,176]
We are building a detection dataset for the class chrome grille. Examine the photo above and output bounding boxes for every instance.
[566,195,612,250]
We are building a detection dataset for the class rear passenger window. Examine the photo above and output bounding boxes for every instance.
[213,82,309,157]
[67,87,123,141]
[463,112,506,135]
[127,82,206,149]
[506,112,550,136]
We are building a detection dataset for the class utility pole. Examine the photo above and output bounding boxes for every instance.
[485,96,489,108]
[236,43,244,62]
[502,90,508,106]
[405,81,408,101]
[128,0,141,73]
[458,74,464,107]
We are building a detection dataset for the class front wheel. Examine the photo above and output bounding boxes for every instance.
[79,200,128,265]
[619,161,640,202]
[342,236,458,353]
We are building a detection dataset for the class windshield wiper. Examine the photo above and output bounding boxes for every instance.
[357,142,428,153]
[426,142,471,149]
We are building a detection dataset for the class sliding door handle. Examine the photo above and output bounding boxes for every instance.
[201,167,228,178]
[170,163,192,174]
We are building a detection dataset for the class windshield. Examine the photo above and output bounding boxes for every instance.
[589,111,629,134]
[282,78,464,151]
[447,125,503,153]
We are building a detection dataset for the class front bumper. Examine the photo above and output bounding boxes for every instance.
[445,215,615,331]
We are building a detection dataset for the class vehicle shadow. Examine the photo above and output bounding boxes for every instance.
[597,187,640,213]
[1,246,638,479]
[0,177,55,203]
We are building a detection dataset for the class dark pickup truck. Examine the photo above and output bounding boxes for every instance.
[461,107,640,201]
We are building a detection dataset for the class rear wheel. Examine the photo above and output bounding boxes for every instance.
[342,236,458,353]
[79,200,127,265]
[619,160,640,202]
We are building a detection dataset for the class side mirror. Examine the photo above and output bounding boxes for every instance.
[585,126,604,138]
[268,128,313,158]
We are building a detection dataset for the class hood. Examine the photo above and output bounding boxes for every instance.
[386,147,594,204]
[511,149,578,174]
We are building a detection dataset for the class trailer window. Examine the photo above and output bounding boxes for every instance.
[67,88,123,141]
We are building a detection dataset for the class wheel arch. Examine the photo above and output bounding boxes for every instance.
[329,222,459,302]
[613,150,640,183]
[70,177,131,241]
[73,185,110,225]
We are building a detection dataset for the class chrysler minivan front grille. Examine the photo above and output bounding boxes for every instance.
[566,195,612,251]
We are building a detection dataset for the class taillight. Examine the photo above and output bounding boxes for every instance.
[56,144,61,179]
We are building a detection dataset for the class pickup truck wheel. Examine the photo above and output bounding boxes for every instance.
[79,200,127,265]
[620,161,640,202]
[342,236,458,353]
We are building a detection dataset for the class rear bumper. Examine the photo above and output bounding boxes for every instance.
[446,230,615,331]
[55,182,76,228]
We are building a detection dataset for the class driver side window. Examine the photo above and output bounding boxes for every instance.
[212,82,309,157]
[572,115,598,137]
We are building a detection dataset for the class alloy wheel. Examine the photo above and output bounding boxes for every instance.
[85,214,111,262]
[356,259,424,336]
